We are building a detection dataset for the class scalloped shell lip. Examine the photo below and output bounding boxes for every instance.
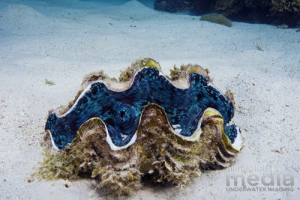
[49,105,242,152]
[46,63,240,151]
[105,103,204,151]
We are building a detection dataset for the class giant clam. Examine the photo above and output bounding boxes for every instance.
[37,58,242,196]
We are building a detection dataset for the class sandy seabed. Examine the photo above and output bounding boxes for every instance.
[0,0,299,199]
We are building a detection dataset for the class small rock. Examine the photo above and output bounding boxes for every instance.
[200,13,232,27]
[277,24,288,29]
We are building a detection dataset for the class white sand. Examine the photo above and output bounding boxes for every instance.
[0,0,299,199]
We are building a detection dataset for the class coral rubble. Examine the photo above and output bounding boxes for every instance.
[154,0,195,13]
[154,0,300,27]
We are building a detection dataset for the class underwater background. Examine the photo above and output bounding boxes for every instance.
[0,0,299,199]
